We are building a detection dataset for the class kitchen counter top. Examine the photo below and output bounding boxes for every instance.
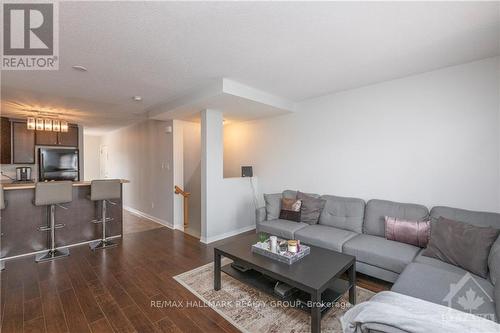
[1,179,130,190]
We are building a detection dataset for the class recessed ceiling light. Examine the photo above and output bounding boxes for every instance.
[72,65,88,72]
[133,96,142,101]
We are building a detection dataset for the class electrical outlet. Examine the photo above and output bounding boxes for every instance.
[151,202,155,209]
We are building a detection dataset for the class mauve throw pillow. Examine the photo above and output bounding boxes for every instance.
[384,216,430,248]
[422,217,500,278]
[297,191,326,225]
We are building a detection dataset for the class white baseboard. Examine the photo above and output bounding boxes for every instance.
[123,206,174,229]
[200,225,256,244]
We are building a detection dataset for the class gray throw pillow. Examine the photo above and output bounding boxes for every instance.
[495,283,500,321]
[297,191,326,225]
[264,193,281,220]
[488,235,500,285]
[423,217,500,278]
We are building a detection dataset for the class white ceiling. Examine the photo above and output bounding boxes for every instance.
[1,1,499,134]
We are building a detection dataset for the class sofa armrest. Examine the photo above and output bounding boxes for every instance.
[256,207,266,225]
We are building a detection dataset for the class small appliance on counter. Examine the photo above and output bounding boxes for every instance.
[16,167,32,182]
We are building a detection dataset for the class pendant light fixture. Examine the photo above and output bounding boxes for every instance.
[26,112,70,132]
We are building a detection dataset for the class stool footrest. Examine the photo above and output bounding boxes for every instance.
[38,224,65,232]
[90,217,113,224]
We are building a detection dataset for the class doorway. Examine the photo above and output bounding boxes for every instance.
[99,145,109,178]
[183,121,201,238]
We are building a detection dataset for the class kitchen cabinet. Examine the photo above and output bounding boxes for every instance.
[35,124,79,147]
[35,130,58,145]
[12,121,35,164]
[58,125,79,146]
[0,117,12,164]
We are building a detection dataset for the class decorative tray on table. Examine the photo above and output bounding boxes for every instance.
[251,239,310,265]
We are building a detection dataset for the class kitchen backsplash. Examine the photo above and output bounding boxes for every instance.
[0,164,37,181]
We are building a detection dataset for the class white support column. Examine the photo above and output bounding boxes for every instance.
[201,109,223,242]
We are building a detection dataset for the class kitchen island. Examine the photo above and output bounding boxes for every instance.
[1,180,129,259]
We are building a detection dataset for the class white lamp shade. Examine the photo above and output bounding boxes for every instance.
[44,119,52,131]
[52,119,60,132]
[36,118,44,131]
[61,121,68,132]
[27,117,36,130]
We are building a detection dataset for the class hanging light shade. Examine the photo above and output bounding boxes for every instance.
[52,119,60,132]
[44,119,52,131]
[60,121,68,132]
[27,117,36,130]
[36,118,44,131]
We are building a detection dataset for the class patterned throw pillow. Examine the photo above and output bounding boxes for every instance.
[279,198,302,222]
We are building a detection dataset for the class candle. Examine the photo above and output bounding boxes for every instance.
[270,236,278,253]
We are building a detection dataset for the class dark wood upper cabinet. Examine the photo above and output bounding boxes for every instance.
[12,121,35,164]
[57,125,79,147]
[35,124,79,147]
[35,130,58,145]
[0,117,12,164]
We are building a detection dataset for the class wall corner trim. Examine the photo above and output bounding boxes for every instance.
[123,206,174,229]
[199,225,256,244]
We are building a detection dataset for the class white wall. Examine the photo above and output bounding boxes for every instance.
[202,109,256,243]
[83,134,102,180]
[101,120,174,226]
[224,57,500,212]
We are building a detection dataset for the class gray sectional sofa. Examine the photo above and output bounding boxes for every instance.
[256,191,500,322]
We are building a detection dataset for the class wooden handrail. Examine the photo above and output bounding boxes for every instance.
[174,186,191,227]
[174,185,191,198]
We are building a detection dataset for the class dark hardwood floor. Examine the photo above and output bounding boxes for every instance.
[0,214,391,333]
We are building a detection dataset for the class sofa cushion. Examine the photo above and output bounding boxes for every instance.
[257,219,308,239]
[295,225,358,252]
[343,234,419,274]
[364,199,429,237]
[264,193,282,220]
[430,206,500,229]
[392,263,497,321]
[318,195,365,233]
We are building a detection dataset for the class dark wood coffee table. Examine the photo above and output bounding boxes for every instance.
[214,234,356,333]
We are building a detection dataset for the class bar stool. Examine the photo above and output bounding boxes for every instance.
[1,185,5,270]
[35,181,73,262]
[89,179,121,250]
